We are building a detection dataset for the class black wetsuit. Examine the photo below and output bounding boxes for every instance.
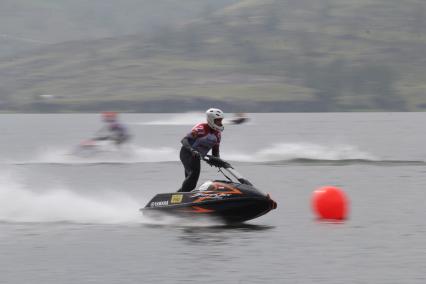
[95,122,130,145]
[178,147,201,193]
[177,123,221,192]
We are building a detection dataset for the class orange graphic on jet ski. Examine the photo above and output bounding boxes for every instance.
[192,182,242,203]
[178,206,214,213]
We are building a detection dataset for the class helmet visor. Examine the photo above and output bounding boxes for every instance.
[214,118,223,127]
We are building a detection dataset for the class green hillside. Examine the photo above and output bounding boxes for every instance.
[0,0,236,56]
[1,0,426,112]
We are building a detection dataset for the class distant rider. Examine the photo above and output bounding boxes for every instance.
[178,108,224,192]
[94,112,130,146]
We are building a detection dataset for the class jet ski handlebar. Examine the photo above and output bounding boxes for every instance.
[203,155,252,185]
[203,155,232,169]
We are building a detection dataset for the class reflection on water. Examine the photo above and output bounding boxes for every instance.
[142,222,275,247]
[178,224,275,246]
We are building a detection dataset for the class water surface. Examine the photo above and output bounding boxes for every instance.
[0,113,425,283]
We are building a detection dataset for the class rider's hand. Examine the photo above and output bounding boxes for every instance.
[210,156,221,166]
[191,150,201,159]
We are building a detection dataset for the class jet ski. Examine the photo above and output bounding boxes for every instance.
[142,155,277,223]
[70,138,124,158]
[229,113,249,125]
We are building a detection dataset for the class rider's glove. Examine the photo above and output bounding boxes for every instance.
[191,149,201,159]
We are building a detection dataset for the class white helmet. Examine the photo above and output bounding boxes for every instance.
[206,108,225,132]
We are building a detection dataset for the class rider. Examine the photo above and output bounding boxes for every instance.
[178,108,224,192]
[94,112,130,146]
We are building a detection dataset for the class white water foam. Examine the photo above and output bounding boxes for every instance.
[224,142,377,162]
[141,213,224,227]
[22,144,178,165]
[0,173,225,226]
[6,141,376,165]
[137,112,204,125]
[0,173,142,224]
[137,112,251,126]
[33,142,375,164]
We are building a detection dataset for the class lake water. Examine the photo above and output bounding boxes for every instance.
[0,113,425,283]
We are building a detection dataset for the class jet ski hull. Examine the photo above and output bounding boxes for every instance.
[142,181,277,223]
[146,198,275,223]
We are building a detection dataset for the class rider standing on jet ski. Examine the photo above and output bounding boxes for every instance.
[178,108,224,192]
[94,112,130,146]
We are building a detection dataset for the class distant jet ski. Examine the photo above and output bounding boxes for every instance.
[229,113,249,125]
[71,112,132,158]
[142,155,277,223]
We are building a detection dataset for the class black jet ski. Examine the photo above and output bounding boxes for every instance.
[229,113,249,125]
[141,155,277,223]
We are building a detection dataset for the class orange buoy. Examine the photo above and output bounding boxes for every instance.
[312,186,349,220]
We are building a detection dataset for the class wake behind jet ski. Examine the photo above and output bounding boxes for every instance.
[142,155,277,223]
[70,139,123,158]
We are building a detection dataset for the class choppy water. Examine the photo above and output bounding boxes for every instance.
[0,113,425,283]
